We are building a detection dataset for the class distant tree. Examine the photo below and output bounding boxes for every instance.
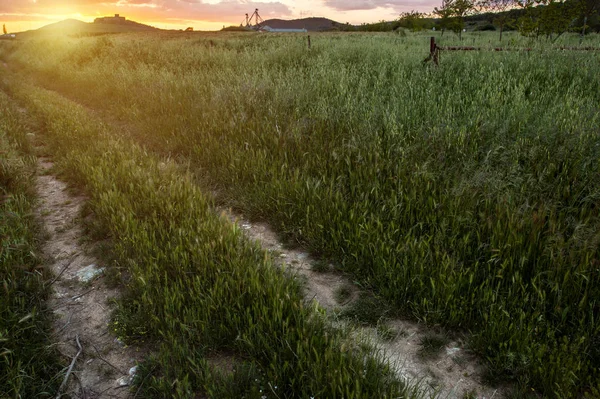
[579,0,600,35]
[434,0,478,39]
[398,10,427,31]
[538,0,581,41]
[434,0,456,36]
[481,0,514,40]
[514,0,581,39]
[451,0,478,39]
[356,20,393,32]
[514,0,544,37]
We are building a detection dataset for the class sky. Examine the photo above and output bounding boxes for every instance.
[1,0,440,32]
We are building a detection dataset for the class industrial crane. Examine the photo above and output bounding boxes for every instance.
[241,9,264,29]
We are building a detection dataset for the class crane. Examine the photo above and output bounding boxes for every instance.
[241,9,264,29]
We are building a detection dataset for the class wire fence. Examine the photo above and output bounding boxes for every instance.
[424,36,600,65]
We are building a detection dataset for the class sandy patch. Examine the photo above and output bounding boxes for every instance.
[36,159,143,398]
[224,211,503,399]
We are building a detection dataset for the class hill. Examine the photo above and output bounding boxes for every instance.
[17,16,157,38]
[261,17,342,32]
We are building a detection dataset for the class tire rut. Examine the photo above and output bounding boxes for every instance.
[35,158,143,398]
[224,212,504,399]
[14,78,506,398]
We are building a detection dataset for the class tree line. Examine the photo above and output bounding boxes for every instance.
[397,0,599,41]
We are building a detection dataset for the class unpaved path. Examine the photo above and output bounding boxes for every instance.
[7,73,503,397]
[36,158,142,398]
[226,214,503,399]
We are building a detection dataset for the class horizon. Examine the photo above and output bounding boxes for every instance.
[1,0,439,33]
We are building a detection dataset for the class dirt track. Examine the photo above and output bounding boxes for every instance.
[228,215,502,399]
[36,157,142,398]
[13,75,505,397]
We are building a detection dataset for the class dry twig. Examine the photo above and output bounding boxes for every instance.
[55,334,82,399]
[90,342,125,374]
[46,255,75,288]
[71,287,95,301]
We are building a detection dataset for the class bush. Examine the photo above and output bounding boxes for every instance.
[476,23,497,31]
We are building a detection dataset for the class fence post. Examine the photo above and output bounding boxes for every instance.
[431,37,439,65]
[307,35,311,50]
[424,37,439,66]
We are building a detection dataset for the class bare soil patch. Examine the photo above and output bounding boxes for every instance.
[36,159,143,398]
[225,212,503,399]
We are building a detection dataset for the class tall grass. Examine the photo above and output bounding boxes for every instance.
[3,81,412,398]
[2,31,600,396]
[0,91,62,397]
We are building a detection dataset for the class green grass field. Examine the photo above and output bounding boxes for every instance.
[1,30,599,397]
[0,91,62,397]
[0,70,412,398]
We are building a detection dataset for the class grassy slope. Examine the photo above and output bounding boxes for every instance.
[2,31,600,396]
[0,77,414,398]
[0,91,62,397]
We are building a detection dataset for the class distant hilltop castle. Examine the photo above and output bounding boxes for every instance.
[94,14,126,24]
[90,14,158,31]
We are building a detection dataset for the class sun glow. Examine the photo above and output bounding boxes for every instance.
[2,13,93,33]
[1,11,232,33]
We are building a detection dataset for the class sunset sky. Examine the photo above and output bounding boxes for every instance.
[1,0,439,32]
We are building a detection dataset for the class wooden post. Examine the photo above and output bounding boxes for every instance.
[424,36,439,66]
[431,37,439,65]
[307,35,311,50]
